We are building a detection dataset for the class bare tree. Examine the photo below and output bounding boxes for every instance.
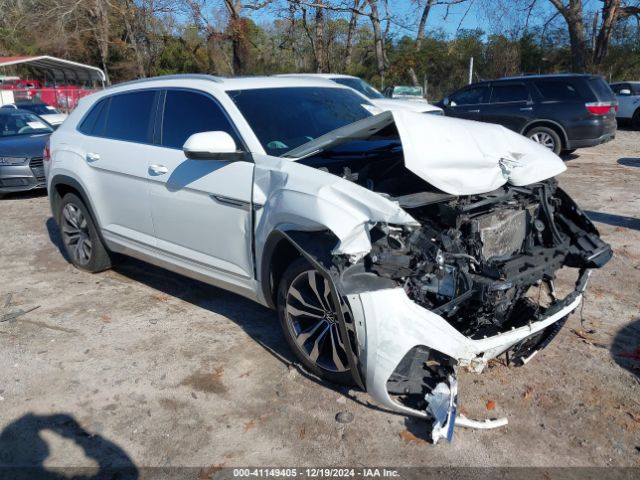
[414,0,469,51]
[546,0,587,71]
[314,1,327,72]
[593,0,640,64]
[78,0,112,84]
[366,0,387,81]
[344,0,361,69]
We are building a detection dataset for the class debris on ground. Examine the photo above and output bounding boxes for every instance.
[456,416,509,430]
[399,430,426,445]
[522,386,534,400]
[0,305,40,323]
[570,328,608,349]
[335,411,354,424]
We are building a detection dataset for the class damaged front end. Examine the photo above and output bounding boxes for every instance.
[270,111,612,443]
[338,180,611,442]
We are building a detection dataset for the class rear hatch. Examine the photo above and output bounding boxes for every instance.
[583,76,618,128]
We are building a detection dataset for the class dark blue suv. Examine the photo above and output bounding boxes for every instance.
[438,74,618,155]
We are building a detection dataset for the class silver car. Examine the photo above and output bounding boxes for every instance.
[611,81,640,129]
[0,109,51,196]
[46,75,611,442]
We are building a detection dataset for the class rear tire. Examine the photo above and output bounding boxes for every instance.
[527,126,562,155]
[58,193,111,272]
[277,258,355,386]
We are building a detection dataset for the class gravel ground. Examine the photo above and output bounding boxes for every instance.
[0,129,639,472]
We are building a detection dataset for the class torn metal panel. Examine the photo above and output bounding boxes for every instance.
[252,152,417,264]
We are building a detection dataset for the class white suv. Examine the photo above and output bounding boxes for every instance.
[45,74,611,442]
[611,81,640,129]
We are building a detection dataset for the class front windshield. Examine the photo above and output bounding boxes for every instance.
[0,111,53,137]
[228,87,373,156]
[394,86,423,97]
[332,77,385,99]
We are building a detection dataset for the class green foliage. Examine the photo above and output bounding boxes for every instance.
[0,1,638,92]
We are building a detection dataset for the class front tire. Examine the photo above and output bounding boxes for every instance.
[527,126,562,155]
[58,193,111,272]
[277,258,355,385]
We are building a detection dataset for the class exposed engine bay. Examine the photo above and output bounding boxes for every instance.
[296,131,612,442]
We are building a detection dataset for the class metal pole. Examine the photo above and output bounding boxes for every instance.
[424,74,428,101]
[468,57,474,84]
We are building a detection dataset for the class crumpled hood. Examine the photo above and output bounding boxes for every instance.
[392,110,566,195]
[285,110,566,196]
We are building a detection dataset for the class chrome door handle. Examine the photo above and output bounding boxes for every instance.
[86,152,100,162]
[520,107,533,111]
[149,164,169,175]
[469,109,480,113]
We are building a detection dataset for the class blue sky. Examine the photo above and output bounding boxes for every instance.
[246,0,569,39]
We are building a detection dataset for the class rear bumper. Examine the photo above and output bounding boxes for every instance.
[567,131,616,149]
[0,161,45,193]
[566,117,617,149]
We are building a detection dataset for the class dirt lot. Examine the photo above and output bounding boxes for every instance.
[1,130,639,472]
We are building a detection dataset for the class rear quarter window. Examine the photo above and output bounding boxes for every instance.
[78,98,107,135]
[586,77,615,101]
[533,80,581,101]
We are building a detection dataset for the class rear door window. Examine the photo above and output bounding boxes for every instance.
[160,90,241,150]
[490,84,529,103]
[103,90,156,143]
[534,80,580,101]
[451,86,490,105]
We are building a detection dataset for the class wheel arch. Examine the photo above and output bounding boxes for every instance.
[259,228,340,310]
[49,175,102,237]
[520,120,568,149]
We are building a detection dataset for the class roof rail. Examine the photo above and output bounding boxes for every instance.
[109,73,223,89]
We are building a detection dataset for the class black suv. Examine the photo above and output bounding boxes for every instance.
[437,74,617,155]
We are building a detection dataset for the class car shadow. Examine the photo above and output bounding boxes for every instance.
[585,210,640,231]
[44,217,399,417]
[618,157,640,168]
[611,318,640,381]
[0,189,47,200]
[0,413,138,479]
[45,217,69,262]
[560,152,580,161]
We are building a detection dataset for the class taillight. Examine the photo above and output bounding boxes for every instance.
[585,102,615,115]
[43,139,51,162]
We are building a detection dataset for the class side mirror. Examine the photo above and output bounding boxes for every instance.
[183,131,248,161]
[618,88,632,96]
[442,97,450,107]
